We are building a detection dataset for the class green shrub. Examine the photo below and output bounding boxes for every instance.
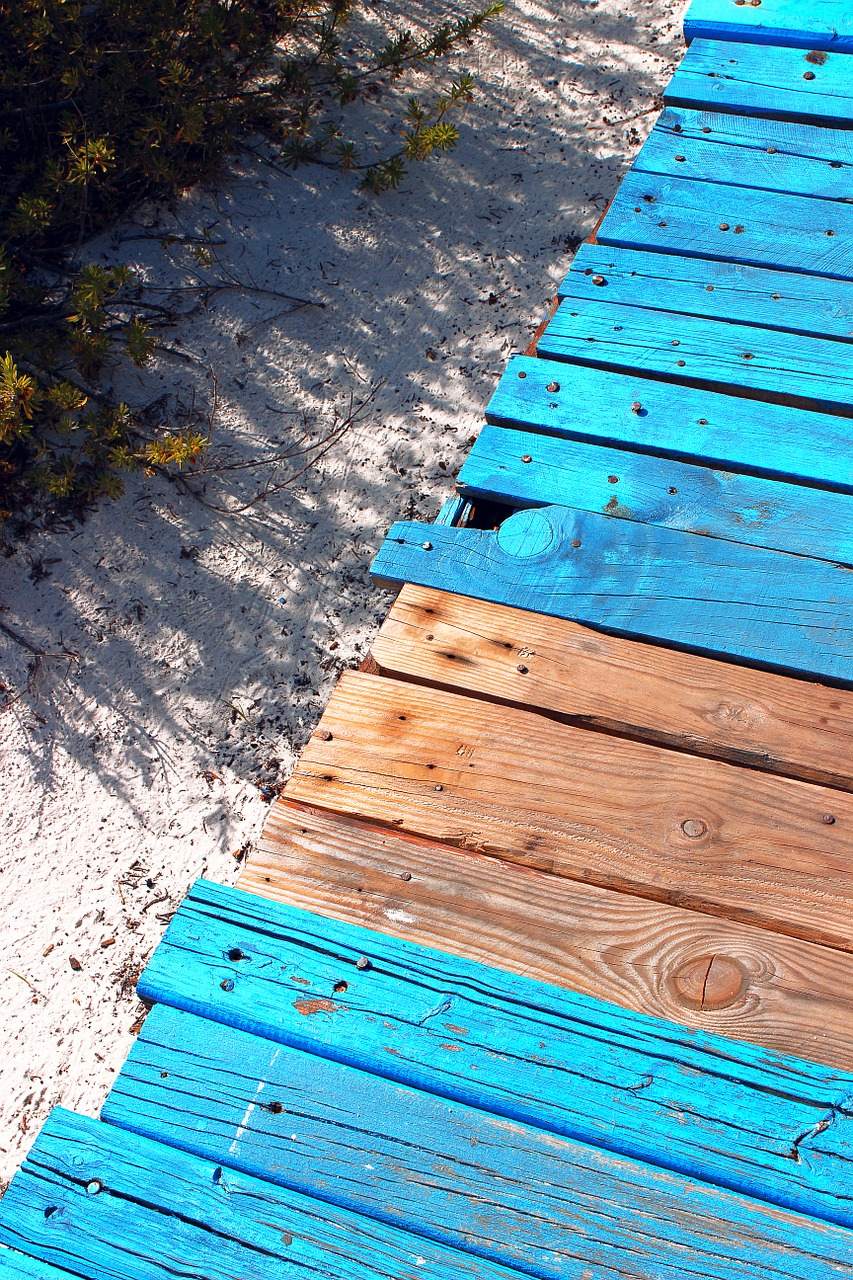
[0,0,502,528]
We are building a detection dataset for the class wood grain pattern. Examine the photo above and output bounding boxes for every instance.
[637,106,853,200]
[666,39,853,127]
[371,584,853,791]
[0,1249,74,1280]
[105,1003,853,1280]
[539,296,853,417]
[560,244,853,343]
[139,876,853,1229]
[0,1109,522,1280]
[371,509,853,685]
[486,356,853,491]
[599,170,853,280]
[683,0,853,51]
[459,425,853,563]
[283,671,853,951]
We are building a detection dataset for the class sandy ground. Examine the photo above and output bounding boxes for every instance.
[0,0,685,1190]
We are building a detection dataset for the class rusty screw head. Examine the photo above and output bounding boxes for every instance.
[823,813,836,825]
[517,370,527,379]
[719,222,730,231]
[356,956,371,971]
[421,541,433,551]
[608,475,619,484]
[434,784,443,791]
[317,728,333,742]
[591,275,606,286]
[516,663,528,674]
[546,381,560,393]
[631,401,642,414]
[400,871,412,881]
[803,70,816,79]
[571,538,581,548]
[521,454,533,463]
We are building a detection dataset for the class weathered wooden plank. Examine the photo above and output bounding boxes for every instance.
[371,508,853,685]
[105,1003,853,1280]
[371,584,853,791]
[559,244,853,343]
[284,671,853,949]
[0,1108,522,1280]
[666,39,853,127]
[598,170,853,280]
[458,425,853,563]
[636,106,853,200]
[683,0,853,52]
[486,356,853,491]
[538,297,853,416]
[0,1250,75,1280]
[243,799,853,1070]
[139,875,853,1229]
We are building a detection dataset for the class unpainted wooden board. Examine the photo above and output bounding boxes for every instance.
[637,106,853,200]
[105,1003,853,1280]
[485,356,853,491]
[283,671,853,950]
[140,875,853,1228]
[371,508,853,685]
[371,584,853,792]
[560,244,853,343]
[0,1108,521,1280]
[598,170,853,280]
[458,425,853,563]
[666,39,853,126]
[244,800,853,1069]
[539,296,853,416]
[683,0,853,52]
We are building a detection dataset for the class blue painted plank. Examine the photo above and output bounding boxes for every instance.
[635,106,853,201]
[137,877,853,1230]
[684,0,853,52]
[666,39,853,126]
[458,425,853,564]
[0,1249,74,1280]
[559,244,853,343]
[538,297,853,417]
[486,356,853,490]
[0,1108,523,1280]
[598,169,853,280]
[103,1004,853,1280]
[370,507,853,683]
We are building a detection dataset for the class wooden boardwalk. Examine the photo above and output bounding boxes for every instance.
[4,1,853,1275]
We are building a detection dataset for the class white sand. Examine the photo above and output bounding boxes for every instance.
[0,0,685,1190]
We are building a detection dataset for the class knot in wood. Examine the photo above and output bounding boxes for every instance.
[669,954,746,1011]
[680,818,708,839]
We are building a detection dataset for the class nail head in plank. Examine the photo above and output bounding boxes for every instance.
[539,297,853,417]
[560,244,853,344]
[285,671,853,950]
[683,0,853,52]
[459,425,853,564]
[0,1108,521,1280]
[140,873,853,1229]
[666,39,853,127]
[372,510,853,686]
[244,799,853,1070]
[599,170,853,281]
[104,1004,853,1280]
[372,584,853,791]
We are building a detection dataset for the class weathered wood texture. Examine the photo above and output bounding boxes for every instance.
[459,426,853,563]
[371,510,853,685]
[683,0,853,51]
[104,1003,853,1280]
[599,170,853,280]
[139,876,853,1229]
[636,107,853,200]
[371,584,853,791]
[243,801,853,1069]
[0,1109,522,1280]
[0,1250,74,1280]
[486,356,853,491]
[666,39,853,126]
[539,297,853,416]
[283,671,853,950]
[560,244,853,342]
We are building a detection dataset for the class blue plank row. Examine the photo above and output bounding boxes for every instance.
[0,1108,522,1280]
[538,296,853,416]
[137,877,853,1230]
[683,0,853,52]
[635,106,853,201]
[0,1250,74,1280]
[370,507,853,684]
[486,356,853,490]
[103,1003,853,1280]
[666,38,853,126]
[458,425,853,563]
[598,169,853,279]
[559,244,853,343]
